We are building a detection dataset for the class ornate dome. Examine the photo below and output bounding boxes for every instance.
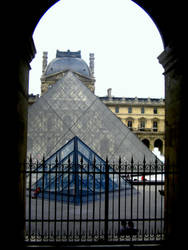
[44,50,91,77]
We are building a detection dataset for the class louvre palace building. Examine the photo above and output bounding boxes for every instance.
[28,50,165,159]
[100,90,165,155]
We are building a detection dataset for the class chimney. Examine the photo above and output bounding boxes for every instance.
[42,51,48,74]
[89,53,95,76]
[107,88,112,98]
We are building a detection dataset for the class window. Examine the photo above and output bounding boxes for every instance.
[128,120,133,130]
[153,107,158,114]
[141,107,145,114]
[153,121,158,132]
[115,106,119,113]
[128,106,132,113]
[140,120,145,131]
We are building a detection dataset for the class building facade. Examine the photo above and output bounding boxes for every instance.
[99,89,165,155]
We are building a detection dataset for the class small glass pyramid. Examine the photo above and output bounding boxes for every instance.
[33,136,131,204]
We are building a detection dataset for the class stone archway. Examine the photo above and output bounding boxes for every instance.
[154,138,163,154]
[6,0,187,248]
[142,138,150,148]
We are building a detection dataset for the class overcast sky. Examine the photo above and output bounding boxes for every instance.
[29,0,164,98]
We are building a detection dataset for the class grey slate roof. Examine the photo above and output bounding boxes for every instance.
[27,71,157,163]
[44,54,91,77]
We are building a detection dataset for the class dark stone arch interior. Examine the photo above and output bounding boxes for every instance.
[4,0,187,248]
[142,138,150,148]
[154,138,163,153]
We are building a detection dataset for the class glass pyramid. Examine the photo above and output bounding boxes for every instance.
[33,136,131,204]
[27,71,157,163]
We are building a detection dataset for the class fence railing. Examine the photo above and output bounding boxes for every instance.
[24,156,166,246]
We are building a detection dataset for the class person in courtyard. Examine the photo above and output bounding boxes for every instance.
[141,175,147,181]
[119,220,138,236]
[32,187,41,199]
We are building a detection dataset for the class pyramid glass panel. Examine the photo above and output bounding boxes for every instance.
[33,136,132,204]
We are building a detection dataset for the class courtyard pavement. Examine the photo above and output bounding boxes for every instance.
[25,184,164,242]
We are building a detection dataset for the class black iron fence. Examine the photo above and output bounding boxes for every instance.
[24,156,166,246]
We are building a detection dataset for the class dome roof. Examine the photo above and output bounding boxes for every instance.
[44,54,91,77]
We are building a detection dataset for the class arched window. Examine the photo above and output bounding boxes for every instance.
[154,139,163,154]
[142,138,150,148]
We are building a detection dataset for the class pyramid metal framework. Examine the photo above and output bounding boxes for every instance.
[27,71,157,163]
[33,136,132,203]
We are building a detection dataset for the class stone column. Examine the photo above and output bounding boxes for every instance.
[89,53,95,77]
[42,51,48,74]
[149,138,155,152]
[107,88,112,99]
[158,46,187,247]
[8,36,36,247]
[162,139,165,156]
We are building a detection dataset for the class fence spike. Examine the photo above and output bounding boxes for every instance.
[131,156,134,164]
[155,155,158,172]
[68,155,70,165]
[29,154,32,164]
[119,156,121,164]
[42,155,46,170]
[143,155,146,165]
[118,156,121,170]
[155,155,158,164]
[93,155,96,165]
[112,159,115,168]
[106,156,108,165]
[80,155,83,165]
[55,154,58,164]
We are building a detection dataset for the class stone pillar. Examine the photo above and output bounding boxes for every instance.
[42,51,48,74]
[158,46,187,247]
[107,88,112,99]
[7,36,36,247]
[162,139,165,155]
[149,138,155,152]
[89,53,95,77]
